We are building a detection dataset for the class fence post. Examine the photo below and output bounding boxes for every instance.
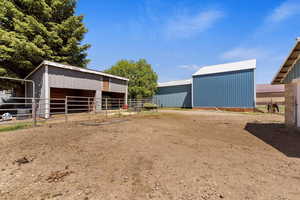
[94,98,97,114]
[32,98,37,127]
[88,97,90,113]
[87,97,91,120]
[105,98,108,118]
[65,96,68,123]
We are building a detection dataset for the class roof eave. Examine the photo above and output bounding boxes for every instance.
[192,66,256,76]
[192,59,256,76]
[157,79,192,87]
[25,60,129,81]
[157,83,192,87]
[271,39,300,85]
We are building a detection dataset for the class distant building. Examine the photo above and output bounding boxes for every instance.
[155,79,192,108]
[192,59,256,110]
[256,84,285,105]
[155,59,256,111]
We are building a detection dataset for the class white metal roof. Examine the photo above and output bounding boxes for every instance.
[25,60,129,81]
[193,59,256,76]
[157,79,192,87]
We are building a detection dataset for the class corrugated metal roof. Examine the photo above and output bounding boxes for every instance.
[256,84,284,93]
[193,59,256,76]
[271,38,300,84]
[25,60,129,81]
[157,79,192,87]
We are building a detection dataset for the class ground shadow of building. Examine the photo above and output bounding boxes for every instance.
[245,122,300,158]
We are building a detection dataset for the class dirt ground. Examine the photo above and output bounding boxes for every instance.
[1,110,300,200]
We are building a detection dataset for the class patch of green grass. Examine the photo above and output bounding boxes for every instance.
[139,111,161,116]
[159,107,192,111]
[256,105,285,114]
[0,122,32,132]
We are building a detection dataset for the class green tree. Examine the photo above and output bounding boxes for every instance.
[0,0,90,80]
[106,59,158,99]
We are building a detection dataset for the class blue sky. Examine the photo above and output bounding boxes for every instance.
[77,0,300,83]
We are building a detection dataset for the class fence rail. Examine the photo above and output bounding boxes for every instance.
[0,96,159,127]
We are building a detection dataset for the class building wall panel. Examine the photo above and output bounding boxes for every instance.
[110,78,127,93]
[193,69,255,108]
[48,66,127,94]
[48,67,102,91]
[284,59,300,84]
[155,84,192,108]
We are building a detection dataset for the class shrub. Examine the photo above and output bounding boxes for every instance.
[143,103,158,110]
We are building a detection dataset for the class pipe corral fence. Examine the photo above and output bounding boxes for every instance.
[0,96,160,127]
[0,76,160,127]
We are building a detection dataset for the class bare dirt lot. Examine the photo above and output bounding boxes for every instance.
[1,111,300,200]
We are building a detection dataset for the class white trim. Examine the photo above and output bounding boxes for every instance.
[193,59,256,76]
[44,65,50,118]
[25,60,129,81]
[157,79,192,87]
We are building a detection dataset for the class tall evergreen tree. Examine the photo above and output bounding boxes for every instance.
[0,0,90,80]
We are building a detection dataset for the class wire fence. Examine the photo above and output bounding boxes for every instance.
[0,96,159,127]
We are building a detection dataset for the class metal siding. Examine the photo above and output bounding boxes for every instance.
[193,69,255,108]
[284,59,300,83]
[48,67,103,112]
[109,78,127,93]
[48,67,127,94]
[155,84,192,107]
[48,67,102,91]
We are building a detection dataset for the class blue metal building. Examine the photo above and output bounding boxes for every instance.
[155,79,192,108]
[156,59,256,109]
[192,59,256,108]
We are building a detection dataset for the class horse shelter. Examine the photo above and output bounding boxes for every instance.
[24,60,129,118]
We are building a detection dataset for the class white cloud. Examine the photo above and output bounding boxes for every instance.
[165,9,224,39]
[178,64,200,70]
[266,0,300,23]
[220,47,269,61]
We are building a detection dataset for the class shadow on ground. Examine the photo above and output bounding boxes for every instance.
[245,123,300,158]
